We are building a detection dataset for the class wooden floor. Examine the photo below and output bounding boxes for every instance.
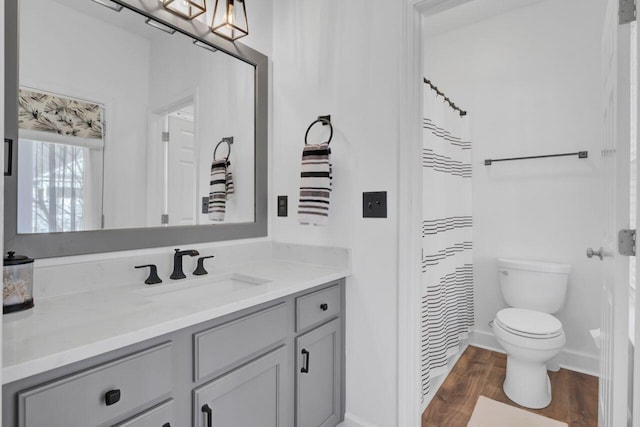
[422,346,599,427]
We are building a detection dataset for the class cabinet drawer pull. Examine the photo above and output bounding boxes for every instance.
[104,389,121,406]
[320,303,328,311]
[162,424,171,427]
[202,404,213,427]
[301,349,310,373]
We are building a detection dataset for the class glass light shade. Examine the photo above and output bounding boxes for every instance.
[162,0,206,20]
[211,0,248,41]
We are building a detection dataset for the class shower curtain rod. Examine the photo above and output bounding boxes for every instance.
[423,77,467,117]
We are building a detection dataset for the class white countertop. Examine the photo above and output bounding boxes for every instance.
[3,258,349,384]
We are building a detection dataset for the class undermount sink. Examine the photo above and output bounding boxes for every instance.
[135,273,271,298]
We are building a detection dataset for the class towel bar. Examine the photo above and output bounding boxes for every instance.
[484,151,588,166]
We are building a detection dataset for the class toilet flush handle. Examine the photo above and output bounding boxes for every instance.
[586,247,604,260]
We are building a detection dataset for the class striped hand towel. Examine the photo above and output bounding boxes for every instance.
[209,159,228,221]
[298,143,332,225]
[225,160,235,200]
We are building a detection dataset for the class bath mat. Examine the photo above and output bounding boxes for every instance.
[467,396,568,427]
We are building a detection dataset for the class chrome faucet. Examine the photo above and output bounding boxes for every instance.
[170,248,200,280]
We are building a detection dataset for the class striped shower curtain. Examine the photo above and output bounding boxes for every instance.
[420,83,474,403]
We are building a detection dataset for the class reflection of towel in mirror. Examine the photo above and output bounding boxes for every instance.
[209,159,228,221]
[225,161,235,201]
[298,143,332,226]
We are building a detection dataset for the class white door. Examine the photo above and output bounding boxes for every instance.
[167,115,197,226]
[598,1,632,426]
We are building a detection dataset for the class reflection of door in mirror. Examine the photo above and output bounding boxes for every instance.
[16,89,105,233]
[167,107,197,226]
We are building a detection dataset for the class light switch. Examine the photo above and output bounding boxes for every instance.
[363,191,387,218]
[278,195,288,217]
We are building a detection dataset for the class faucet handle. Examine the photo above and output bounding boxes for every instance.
[193,256,215,276]
[135,264,162,285]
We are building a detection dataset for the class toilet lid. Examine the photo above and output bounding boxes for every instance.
[496,308,563,339]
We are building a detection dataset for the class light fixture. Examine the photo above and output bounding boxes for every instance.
[162,0,206,20]
[193,39,218,53]
[90,0,123,12]
[211,0,248,41]
[145,18,176,34]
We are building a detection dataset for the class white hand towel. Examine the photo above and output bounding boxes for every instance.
[209,159,227,221]
[298,143,332,226]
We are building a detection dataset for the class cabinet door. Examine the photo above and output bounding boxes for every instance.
[296,319,341,427]
[193,346,287,427]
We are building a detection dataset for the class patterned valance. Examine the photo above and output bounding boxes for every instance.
[18,88,103,139]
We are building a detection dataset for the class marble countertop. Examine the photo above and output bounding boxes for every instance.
[3,258,349,384]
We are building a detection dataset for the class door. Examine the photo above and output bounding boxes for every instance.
[167,115,196,226]
[598,1,631,425]
[193,347,287,427]
[296,319,341,427]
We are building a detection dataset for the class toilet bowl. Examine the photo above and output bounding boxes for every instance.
[494,258,570,409]
[493,308,566,408]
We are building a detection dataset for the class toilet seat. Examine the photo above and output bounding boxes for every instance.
[495,308,563,339]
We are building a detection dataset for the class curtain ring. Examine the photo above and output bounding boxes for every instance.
[304,117,333,145]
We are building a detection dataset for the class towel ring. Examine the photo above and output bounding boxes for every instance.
[214,137,233,161]
[305,115,333,145]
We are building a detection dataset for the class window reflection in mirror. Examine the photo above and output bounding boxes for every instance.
[16,0,256,234]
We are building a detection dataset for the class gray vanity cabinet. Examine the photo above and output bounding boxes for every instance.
[296,319,341,427]
[2,281,345,427]
[193,346,287,427]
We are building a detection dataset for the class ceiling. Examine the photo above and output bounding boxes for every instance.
[423,0,550,37]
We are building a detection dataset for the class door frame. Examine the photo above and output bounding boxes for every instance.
[397,1,472,425]
[397,2,640,426]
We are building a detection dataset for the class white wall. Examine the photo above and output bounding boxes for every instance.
[20,0,151,230]
[271,0,402,425]
[424,0,606,369]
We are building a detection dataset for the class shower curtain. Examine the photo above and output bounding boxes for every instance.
[420,83,474,403]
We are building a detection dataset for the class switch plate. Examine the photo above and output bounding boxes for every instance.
[202,197,209,214]
[363,191,387,218]
[277,195,288,217]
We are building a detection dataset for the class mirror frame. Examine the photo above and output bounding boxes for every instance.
[4,0,268,258]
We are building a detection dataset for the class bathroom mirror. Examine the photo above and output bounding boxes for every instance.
[4,0,268,257]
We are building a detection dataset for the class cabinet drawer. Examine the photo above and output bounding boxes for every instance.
[194,303,287,381]
[18,343,172,427]
[296,285,341,332]
[113,399,174,427]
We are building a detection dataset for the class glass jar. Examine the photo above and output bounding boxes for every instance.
[3,251,34,314]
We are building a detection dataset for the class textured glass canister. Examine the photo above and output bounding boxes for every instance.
[3,251,34,314]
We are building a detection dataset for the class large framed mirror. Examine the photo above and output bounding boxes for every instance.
[4,0,268,258]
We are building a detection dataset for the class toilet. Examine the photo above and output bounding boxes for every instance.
[492,258,570,409]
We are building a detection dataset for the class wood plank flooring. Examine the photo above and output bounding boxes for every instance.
[422,346,599,427]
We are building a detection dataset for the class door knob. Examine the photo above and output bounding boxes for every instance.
[586,247,604,260]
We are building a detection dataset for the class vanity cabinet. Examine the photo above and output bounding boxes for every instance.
[2,280,345,427]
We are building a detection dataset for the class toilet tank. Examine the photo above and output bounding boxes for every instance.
[497,258,571,313]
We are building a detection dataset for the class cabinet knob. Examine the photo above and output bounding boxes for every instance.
[320,303,328,311]
[162,424,171,427]
[104,389,121,406]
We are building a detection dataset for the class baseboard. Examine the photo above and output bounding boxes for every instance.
[470,329,600,377]
[337,413,378,427]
